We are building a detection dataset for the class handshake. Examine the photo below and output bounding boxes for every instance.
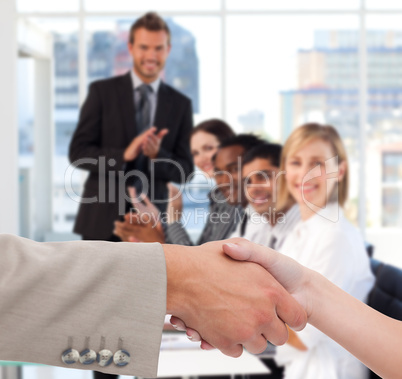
[163,238,311,357]
[0,235,392,378]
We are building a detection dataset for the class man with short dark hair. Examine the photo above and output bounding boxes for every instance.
[230,143,300,249]
[128,11,171,44]
[69,12,194,242]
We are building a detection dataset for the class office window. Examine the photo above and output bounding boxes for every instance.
[18,58,35,239]
[15,1,402,266]
[85,0,221,12]
[81,16,221,239]
[365,16,402,232]
[366,0,402,9]
[226,0,359,10]
[383,153,402,183]
[85,16,221,121]
[18,59,35,159]
[30,19,81,233]
[17,0,79,12]
[226,14,360,221]
[26,15,220,234]
[382,153,402,228]
[382,188,402,226]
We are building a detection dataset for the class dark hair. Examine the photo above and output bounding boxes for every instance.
[191,119,235,144]
[129,12,171,45]
[219,134,266,152]
[243,143,282,168]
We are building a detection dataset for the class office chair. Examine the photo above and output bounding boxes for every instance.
[367,258,402,379]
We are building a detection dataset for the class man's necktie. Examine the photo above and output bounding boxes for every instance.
[126,84,153,202]
[136,84,152,133]
[240,213,249,237]
[268,235,277,249]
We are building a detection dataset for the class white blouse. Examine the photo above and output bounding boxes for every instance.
[276,203,375,379]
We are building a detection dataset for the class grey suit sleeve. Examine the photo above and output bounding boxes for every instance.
[0,234,166,377]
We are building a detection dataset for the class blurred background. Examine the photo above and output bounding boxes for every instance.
[1,0,402,265]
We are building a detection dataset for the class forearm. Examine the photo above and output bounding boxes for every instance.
[0,235,166,377]
[164,244,192,315]
[308,270,401,379]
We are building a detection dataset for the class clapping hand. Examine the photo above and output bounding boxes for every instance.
[142,128,169,159]
[113,187,165,243]
[128,187,161,227]
[123,127,157,161]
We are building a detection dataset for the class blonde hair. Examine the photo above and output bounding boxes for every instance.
[277,123,349,210]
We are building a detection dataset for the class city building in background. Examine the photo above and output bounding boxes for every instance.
[280,30,402,228]
[381,143,402,227]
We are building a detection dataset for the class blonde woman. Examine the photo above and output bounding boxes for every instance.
[272,123,374,379]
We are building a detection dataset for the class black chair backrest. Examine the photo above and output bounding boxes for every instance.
[365,242,374,258]
[368,258,402,321]
[368,258,402,379]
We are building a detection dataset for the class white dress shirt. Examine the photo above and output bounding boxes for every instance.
[230,204,273,245]
[276,202,375,379]
[230,204,300,248]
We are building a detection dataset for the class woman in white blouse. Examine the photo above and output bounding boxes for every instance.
[274,123,375,379]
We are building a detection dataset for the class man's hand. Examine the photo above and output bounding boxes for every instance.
[128,187,161,226]
[142,128,169,159]
[114,213,165,243]
[124,127,157,162]
[115,188,165,243]
[164,240,307,357]
[114,219,140,242]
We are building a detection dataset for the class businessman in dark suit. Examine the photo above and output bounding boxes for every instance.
[69,12,194,242]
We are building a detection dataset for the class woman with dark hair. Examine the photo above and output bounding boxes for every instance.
[188,118,235,178]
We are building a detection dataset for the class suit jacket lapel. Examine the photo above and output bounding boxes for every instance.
[154,82,172,130]
[117,72,136,141]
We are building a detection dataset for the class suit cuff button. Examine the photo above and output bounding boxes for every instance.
[114,349,131,366]
[97,349,113,367]
[61,348,79,364]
